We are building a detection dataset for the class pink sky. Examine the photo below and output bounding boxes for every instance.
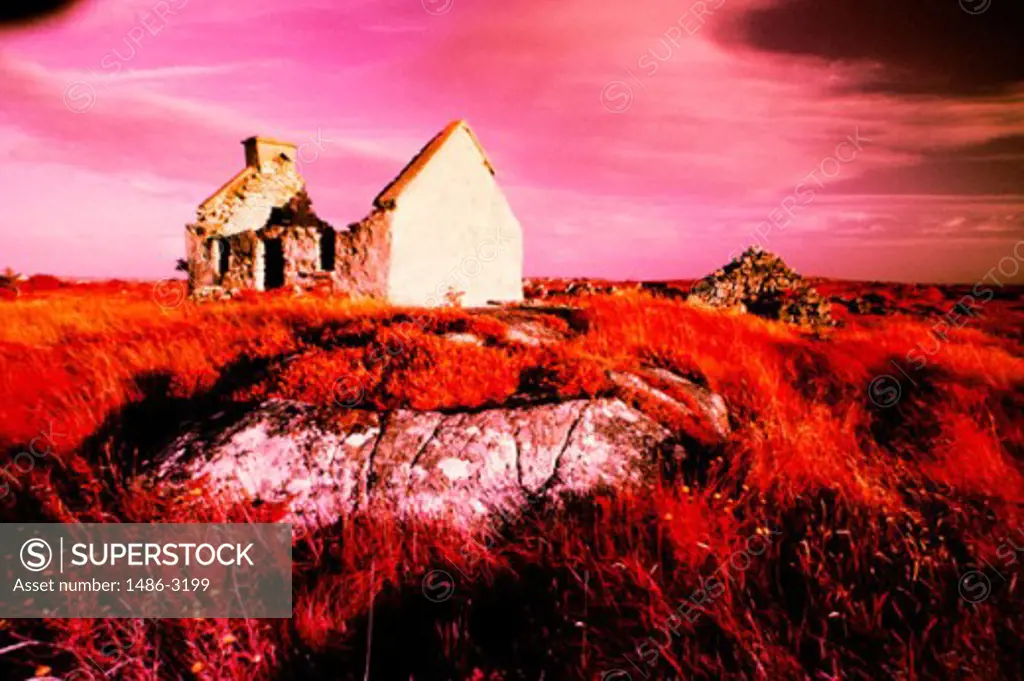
[1,0,1022,283]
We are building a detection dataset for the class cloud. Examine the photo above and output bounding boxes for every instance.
[0,0,82,28]
[0,54,268,180]
[831,134,1024,196]
[730,0,1024,96]
[0,55,410,186]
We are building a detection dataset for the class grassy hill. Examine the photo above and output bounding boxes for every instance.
[0,279,1022,679]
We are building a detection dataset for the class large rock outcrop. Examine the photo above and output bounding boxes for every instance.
[159,399,671,527]
[157,365,728,529]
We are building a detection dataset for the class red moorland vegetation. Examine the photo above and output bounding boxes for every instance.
[0,278,1022,680]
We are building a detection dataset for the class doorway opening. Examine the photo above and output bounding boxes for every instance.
[263,238,285,290]
[216,238,230,277]
[319,228,336,271]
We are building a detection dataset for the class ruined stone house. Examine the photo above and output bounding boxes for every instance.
[186,120,524,306]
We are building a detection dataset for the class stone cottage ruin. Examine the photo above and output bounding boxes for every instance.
[186,120,524,306]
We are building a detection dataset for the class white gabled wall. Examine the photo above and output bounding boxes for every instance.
[386,126,524,307]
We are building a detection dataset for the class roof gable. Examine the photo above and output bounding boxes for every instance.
[198,166,259,210]
[373,120,495,209]
[194,155,305,235]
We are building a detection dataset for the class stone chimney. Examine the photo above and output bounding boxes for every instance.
[242,136,298,172]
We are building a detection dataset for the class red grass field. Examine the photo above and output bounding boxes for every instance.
[1,277,1022,680]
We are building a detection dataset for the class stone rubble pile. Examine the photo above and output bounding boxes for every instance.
[565,281,618,297]
[191,286,240,302]
[687,246,834,328]
[524,279,637,300]
[0,269,22,297]
[523,280,549,300]
[842,292,895,316]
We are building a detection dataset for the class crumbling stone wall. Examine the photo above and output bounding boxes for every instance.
[184,228,220,289]
[216,192,330,292]
[211,225,325,292]
[186,156,314,294]
[334,209,392,298]
[219,230,260,290]
[184,129,391,298]
[188,180,391,297]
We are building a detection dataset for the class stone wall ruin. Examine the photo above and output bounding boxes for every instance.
[186,138,390,297]
[186,125,523,305]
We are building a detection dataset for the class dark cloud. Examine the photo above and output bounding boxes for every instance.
[735,0,1024,96]
[832,136,1024,195]
[0,1,82,27]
